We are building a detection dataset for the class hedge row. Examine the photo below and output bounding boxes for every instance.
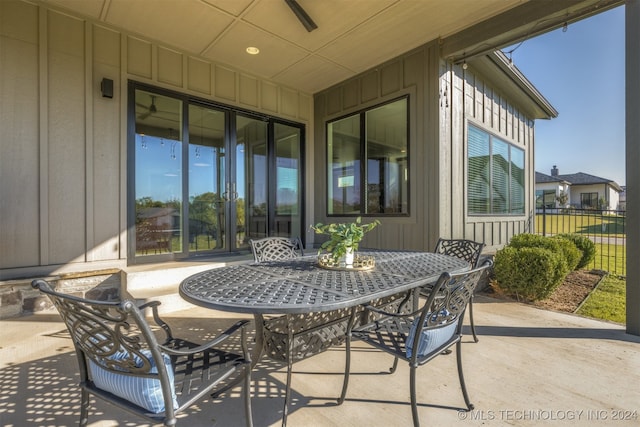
[493,233,596,301]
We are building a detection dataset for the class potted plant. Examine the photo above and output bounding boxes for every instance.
[311,217,380,266]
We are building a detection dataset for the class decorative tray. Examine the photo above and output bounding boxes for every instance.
[317,253,376,271]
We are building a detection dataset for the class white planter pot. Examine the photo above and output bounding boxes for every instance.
[344,247,354,266]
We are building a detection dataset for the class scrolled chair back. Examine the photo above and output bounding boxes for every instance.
[249,236,304,262]
[434,238,485,268]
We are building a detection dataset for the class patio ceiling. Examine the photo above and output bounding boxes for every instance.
[40,0,623,94]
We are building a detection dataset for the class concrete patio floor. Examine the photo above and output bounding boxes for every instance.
[1,295,639,427]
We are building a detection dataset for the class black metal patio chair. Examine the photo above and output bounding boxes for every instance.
[31,279,253,427]
[249,236,354,425]
[249,236,304,262]
[338,260,492,427]
[432,238,485,342]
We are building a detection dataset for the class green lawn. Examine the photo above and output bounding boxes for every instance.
[592,243,626,276]
[536,213,626,236]
[576,275,626,324]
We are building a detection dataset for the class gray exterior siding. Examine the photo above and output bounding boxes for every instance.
[313,45,536,252]
[1,0,540,278]
[0,1,311,279]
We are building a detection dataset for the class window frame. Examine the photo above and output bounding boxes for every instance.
[466,122,526,216]
[325,96,410,217]
[127,81,306,264]
[536,189,557,209]
[580,192,599,209]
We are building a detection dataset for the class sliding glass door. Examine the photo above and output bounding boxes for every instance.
[133,90,183,256]
[274,122,302,238]
[130,84,304,262]
[234,117,304,251]
[188,104,226,253]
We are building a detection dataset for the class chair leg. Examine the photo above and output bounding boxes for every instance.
[281,317,294,427]
[456,341,474,411]
[244,363,254,427]
[409,366,420,427]
[389,356,399,374]
[79,389,90,427]
[469,297,479,343]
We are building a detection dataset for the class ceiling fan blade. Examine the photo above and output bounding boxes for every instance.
[284,0,317,32]
[138,111,152,120]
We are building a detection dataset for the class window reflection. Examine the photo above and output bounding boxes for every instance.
[275,123,302,237]
[134,90,183,255]
[327,97,408,215]
[188,105,225,252]
[467,124,525,215]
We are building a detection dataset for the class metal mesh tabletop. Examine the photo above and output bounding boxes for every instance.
[179,251,469,314]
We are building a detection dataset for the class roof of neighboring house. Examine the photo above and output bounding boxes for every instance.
[535,171,623,192]
[535,172,569,184]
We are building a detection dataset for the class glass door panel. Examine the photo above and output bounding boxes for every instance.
[134,90,183,256]
[131,85,305,260]
[275,123,302,238]
[236,116,268,249]
[188,104,226,253]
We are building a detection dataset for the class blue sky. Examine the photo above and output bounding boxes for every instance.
[506,6,625,186]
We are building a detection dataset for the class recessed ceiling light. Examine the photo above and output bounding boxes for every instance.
[246,47,260,55]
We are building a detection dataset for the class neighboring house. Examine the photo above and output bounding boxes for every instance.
[535,166,623,211]
[535,172,571,209]
[619,186,627,211]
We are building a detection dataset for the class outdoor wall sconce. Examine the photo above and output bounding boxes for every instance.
[101,78,113,98]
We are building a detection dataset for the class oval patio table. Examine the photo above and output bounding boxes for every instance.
[179,249,470,426]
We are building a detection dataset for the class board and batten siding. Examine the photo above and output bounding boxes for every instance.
[444,62,535,251]
[312,43,443,251]
[313,42,537,253]
[0,1,312,279]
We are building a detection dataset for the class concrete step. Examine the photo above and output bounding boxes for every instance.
[123,254,254,314]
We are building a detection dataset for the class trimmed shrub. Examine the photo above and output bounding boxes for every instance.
[494,246,566,301]
[508,233,571,277]
[557,233,596,269]
[551,236,582,271]
[509,233,558,251]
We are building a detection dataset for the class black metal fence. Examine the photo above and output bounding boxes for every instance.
[535,207,626,277]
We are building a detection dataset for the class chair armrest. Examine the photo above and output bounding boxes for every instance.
[138,300,174,342]
[159,320,250,356]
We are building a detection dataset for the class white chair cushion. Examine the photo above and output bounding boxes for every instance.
[89,350,178,413]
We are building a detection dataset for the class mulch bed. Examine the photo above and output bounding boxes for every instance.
[481,270,606,313]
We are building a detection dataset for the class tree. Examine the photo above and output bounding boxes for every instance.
[556,190,569,207]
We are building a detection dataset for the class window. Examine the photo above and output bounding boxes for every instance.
[581,192,599,209]
[536,190,556,209]
[327,97,408,215]
[467,124,525,215]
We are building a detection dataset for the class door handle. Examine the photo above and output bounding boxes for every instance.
[222,183,238,202]
[231,183,239,201]
[223,182,230,201]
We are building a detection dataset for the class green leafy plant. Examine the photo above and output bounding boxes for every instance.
[550,236,582,271]
[494,246,566,301]
[508,233,573,274]
[557,233,596,269]
[311,217,380,262]
[492,233,585,301]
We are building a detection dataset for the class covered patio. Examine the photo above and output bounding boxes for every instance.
[2,1,640,424]
[2,295,638,426]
